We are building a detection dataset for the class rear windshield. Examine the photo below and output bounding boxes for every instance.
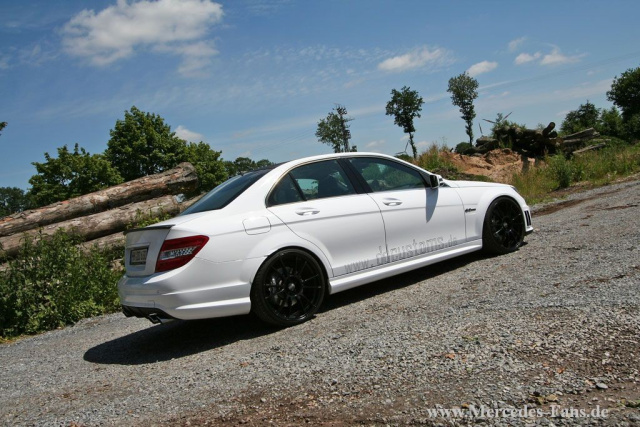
[180,169,269,215]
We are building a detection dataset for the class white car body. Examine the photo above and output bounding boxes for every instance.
[118,152,533,325]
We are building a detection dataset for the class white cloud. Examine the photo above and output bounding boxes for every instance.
[364,140,385,150]
[62,0,223,75]
[508,37,526,52]
[175,125,204,142]
[540,48,585,66]
[467,60,498,77]
[0,55,9,70]
[377,46,453,73]
[514,52,541,65]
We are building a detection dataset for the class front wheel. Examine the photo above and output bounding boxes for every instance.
[251,249,326,326]
[482,197,525,255]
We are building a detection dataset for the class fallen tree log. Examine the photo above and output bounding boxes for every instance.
[573,143,607,155]
[0,194,187,258]
[0,162,197,237]
[77,194,204,253]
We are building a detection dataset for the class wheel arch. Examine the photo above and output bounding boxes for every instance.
[475,192,525,238]
[248,245,332,293]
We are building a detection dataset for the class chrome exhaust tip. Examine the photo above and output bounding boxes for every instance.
[147,313,174,324]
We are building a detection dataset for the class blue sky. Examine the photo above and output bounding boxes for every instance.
[1,0,639,189]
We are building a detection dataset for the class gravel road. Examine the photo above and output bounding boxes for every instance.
[1,178,639,426]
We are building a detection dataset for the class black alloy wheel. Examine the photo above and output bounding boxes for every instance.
[483,197,525,254]
[251,249,326,326]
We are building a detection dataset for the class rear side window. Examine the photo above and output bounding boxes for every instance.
[181,170,269,215]
[268,160,356,206]
[348,157,425,192]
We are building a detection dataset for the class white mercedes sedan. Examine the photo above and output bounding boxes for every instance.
[119,153,533,326]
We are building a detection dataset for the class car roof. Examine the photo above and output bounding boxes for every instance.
[273,151,406,171]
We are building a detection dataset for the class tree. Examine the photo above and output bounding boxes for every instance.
[385,87,424,159]
[28,144,123,207]
[598,107,623,138]
[0,122,6,136]
[0,187,33,217]
[560,101,600,135]
[447,72,479,145]
[105,106,187,181]
[607,66,640,139]
[224,157,273,177]
[607,66,640,120]
[255,159,273,168]
[316,105,353,153]
[182,142,228,192]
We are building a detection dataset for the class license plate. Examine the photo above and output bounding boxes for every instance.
[130,247,148,265]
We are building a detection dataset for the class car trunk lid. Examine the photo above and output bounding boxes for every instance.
[124,226,173,277]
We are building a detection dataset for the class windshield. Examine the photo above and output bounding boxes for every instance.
[180,169,269,215]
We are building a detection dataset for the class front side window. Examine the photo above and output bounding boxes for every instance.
[268,160,356,206]
[348,157,425,192]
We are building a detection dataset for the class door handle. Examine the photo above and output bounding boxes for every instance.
[295,209,320,216]
[383,200,402,206]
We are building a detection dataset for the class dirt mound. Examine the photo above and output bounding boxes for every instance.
[441,148,536,183]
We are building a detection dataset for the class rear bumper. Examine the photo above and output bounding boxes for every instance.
[118,256,265,321]
[122,305,176,324]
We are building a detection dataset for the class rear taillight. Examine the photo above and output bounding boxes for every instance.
[155,235,209,273]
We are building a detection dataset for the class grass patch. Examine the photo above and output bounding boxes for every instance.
[509,143,640,204]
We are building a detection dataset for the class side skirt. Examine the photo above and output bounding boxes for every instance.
[329,240,482,294]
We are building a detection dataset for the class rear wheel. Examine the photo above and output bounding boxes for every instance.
[482,197,525,255]
[251,249,326,326]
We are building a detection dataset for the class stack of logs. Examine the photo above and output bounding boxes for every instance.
[0,163,199,259]
[475,122,602,156]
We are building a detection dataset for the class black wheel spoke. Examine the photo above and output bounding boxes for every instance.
[302,274,319,284]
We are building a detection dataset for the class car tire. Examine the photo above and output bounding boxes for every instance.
[482,197,525,255]
[251,249,326,326]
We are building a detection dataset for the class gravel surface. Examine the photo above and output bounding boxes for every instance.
[1,178,639,426]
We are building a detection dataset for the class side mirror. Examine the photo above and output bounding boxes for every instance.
[428,174,440,189]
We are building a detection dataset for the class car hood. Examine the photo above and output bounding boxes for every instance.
[444,179,510,189]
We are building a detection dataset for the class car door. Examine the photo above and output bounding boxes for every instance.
[346,157,466,264]
[267,159,386,277]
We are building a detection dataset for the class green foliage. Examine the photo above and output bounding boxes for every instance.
[560,102,627,138]
[560,101,600,135]
[385,86,424,159]
[454,142,475,154]
[105,106,188,181]
[447,72,479,144]
[510,143,640,203]
[0,121,6,136]
[0,187,33,217]
[0,230,122,338]
[490,113,527,137]
[623,113,640,140]
[607,66,640,121]
[546,154,574,188]
[224,157,273,177]
[28,143,123,207]
[127,208,172,230]
[416,143,461,178]
[316,105,353,153]
[394,153,414,163]
[183,142,228,192]
[598,107,624,138]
